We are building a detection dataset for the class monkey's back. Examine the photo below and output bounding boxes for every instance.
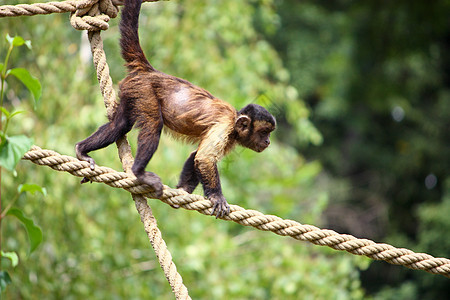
[151,73,237,139]
[120,71,237,143]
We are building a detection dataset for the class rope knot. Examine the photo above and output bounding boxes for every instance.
[70,0,119,31]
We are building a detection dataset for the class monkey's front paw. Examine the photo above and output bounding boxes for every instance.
[209,195,230,219]
[137,172,163,198]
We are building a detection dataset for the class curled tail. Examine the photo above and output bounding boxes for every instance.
[120,0,154,72]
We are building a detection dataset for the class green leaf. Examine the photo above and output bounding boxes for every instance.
[8,68,42,107]
[1,251,19,268]
[18,183,47,196]
[0,107,10,119]
[0,271,12,293]
[9,110,27,119]
[7,208,43,254]
[12,36,26,47]
[0,62,4,73]
[0,135,33,171]
[6,34,25,47]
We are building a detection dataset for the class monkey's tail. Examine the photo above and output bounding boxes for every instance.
[120,0,155,72]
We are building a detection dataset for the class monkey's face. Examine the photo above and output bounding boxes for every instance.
[247,120,274,152]
[235,104,276,152]
[235,115,276,152]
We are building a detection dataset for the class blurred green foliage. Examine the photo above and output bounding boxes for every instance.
[0,0,369,299]
[273,0,449,299]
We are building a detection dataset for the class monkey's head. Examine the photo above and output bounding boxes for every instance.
[235,104,276,152]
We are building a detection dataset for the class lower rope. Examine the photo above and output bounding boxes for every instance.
[23,145,450,278]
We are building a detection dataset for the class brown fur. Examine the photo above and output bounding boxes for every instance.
[75,0,276,217]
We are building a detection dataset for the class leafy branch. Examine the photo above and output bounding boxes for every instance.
[0,34,44,294]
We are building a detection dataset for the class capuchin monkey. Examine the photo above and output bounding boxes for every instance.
[76,0,276,218]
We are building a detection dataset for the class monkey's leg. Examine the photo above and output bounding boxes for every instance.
[195,160,230,218]
[177,150,200,193]
[194,124,233,218]
[76,117,133,170]
[131,121,164,197]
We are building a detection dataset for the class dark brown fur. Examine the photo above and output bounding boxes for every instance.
[76,0,276,217]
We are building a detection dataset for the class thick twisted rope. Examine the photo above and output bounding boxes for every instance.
[23,146,450,278]
[2,1,191,298]
[0,0,79,17]
[0,0,159,18]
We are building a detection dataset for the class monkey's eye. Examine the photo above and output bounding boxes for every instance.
[259,130,269,137]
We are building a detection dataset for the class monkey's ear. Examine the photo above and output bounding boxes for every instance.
[235,115,251,136]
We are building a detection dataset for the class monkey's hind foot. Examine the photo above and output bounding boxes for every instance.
[209,194,231,219]
[78,156,95,170]
[75,144,96,170]
[136,171,163,198]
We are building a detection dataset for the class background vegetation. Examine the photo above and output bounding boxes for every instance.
[1,0,448,299]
